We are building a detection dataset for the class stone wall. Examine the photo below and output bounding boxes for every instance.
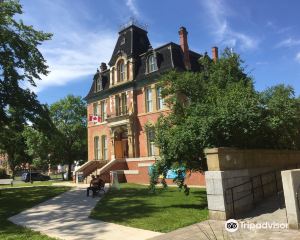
[205,148,300,220]
[282,169,300,229]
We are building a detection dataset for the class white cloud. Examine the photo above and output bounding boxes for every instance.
[276,38,300,48]
[256,61,268,65]
[201,0,258,50]
[125,0,140,18]
[36,31,115,92]
[266,21,292,34]
[21,0,117,93]
[295,52,300,63]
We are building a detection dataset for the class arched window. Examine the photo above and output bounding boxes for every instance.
[147,54,158,73]
[117,60,125,82]
[95,78,102,92]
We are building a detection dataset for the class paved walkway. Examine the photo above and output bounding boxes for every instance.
[9,185,161,240]
[149,196,299,240]
[148,220,300,240]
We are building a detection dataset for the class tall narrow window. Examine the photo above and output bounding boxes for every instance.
[96,78,102,92]
[115,95,121,116]
[111,68,115,85]
[127,61,130,80]
[148,54,158,73]
[147,128,155,156]
[121,93,127,115]
[102,135,108,160]
[94,136,100,160]
[93,102,98,116]
[145,87,153,112]
[100,101,106,122]
[156,87,164,110]
[117,60,125,82]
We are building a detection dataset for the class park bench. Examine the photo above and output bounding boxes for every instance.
[92,184,105,197]
[0,179,13,187]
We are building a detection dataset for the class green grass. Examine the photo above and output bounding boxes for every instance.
[0,186,71,240]
[0,181,61,188]
[90,183,208,233]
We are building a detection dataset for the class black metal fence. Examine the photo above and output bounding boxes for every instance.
[225,164,300,218]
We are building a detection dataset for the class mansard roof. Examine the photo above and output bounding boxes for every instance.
[85,24,202,103]
[108,25,150,66]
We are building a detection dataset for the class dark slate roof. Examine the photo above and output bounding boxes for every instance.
[108,25,150,66]
[85,25,202,102]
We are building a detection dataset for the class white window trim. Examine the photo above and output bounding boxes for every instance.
[147,54,158,73]
[145,87,153,112]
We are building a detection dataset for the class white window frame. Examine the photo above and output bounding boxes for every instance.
[118,60,125,82]
[94,136,100,160]
[96,78,102,92]
[102,135,108,160]
[147,128,155,156]
[145,87,153,112]
[121,93,127,115]
[93,102,98,116]
[100,101,106,122]
[156,86,164,110]
[148,55,158,73]
[115,95,121,116]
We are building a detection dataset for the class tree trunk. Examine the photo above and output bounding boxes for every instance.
[7,154,15,179]
[67,162,72,181]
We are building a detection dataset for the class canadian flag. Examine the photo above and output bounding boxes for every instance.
[89,115,101,123]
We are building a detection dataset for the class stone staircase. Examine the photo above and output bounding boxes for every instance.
[74,159,127,184]
[74,160,107,183]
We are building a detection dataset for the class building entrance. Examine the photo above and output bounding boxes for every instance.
[114,130,128,159]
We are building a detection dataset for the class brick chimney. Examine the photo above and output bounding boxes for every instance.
[178,26,191,70]
[212,47,218,62]
[100,62,107,72]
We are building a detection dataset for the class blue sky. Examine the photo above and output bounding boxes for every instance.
[19,0,300,104]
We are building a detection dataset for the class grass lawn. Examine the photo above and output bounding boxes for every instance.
[0,181,61,188]
[90,183,208,233]
[0,186,71,240]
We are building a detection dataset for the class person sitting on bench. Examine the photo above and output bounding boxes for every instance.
[86,175,98,197]
[92,175,105,196]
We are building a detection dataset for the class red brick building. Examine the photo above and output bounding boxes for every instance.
[78,22,210,186]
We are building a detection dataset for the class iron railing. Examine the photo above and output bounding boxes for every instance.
[225,164,300,218]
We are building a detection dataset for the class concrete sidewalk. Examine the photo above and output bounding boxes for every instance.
[148,220,300,240]
[9,185,161,240]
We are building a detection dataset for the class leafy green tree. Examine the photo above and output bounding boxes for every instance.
[50,95,87,180]
[23,126,54,171]
[152,49,300,192]
[259,85,300,149]
[0,107,31,177]
[0,0,52,174]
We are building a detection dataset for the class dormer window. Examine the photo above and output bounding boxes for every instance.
[117,60,125,82]
[147,54,158,73]
[120,37,126,45]
[95,78,102,92]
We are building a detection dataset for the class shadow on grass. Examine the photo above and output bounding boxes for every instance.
[90,184,208,232]
[0,186,70,240]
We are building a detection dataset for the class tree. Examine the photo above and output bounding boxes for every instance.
[0,0,52,174]
[152,49,300,192]
[259,85,300,149]
[50,95,87,180]
[23,126,54,171]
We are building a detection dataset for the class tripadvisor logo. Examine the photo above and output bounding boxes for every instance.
[225,219,239,232]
